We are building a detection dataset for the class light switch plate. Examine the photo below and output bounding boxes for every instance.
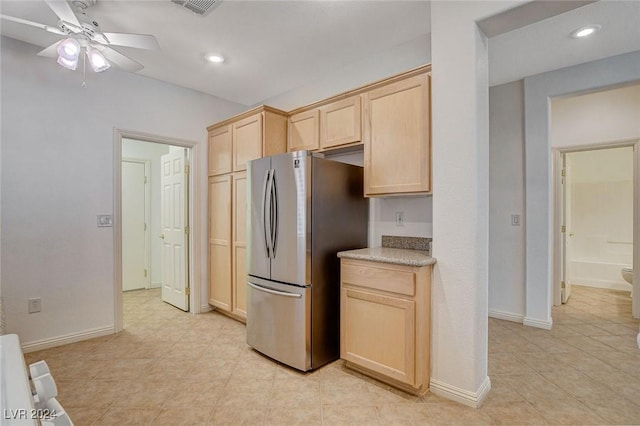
[97,215,113,227]
[511,214,521,226]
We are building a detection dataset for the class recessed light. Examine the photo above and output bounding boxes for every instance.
[570,24,601,38]
[205,54,225,64]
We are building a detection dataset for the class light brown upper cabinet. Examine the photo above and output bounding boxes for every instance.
[232,114,263,172]
[320,96,361,149]
[363,73,431,196]
[288,109,319,152]
[208,125,232,176]
[208,106,288,176]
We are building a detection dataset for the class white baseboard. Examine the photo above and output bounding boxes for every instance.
[199,304,213,314]
[570,280,632,292]
[489,309,524,323]
[150,281,162,289]
[21,325,115,353]
[523,316,553,330]
[430,376,491,408]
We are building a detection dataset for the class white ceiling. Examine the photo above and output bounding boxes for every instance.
[1,1,638,106]
[488,0,640,87]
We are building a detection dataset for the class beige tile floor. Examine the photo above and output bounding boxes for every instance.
[24,285,640,425]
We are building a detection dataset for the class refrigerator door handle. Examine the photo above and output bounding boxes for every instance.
[271,171,279,257]
[248,282,302,298]
[262,169,273,258]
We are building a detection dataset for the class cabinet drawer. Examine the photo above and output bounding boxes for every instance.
[341,260,415,296]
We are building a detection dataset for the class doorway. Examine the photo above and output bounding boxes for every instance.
[554,143,637,315]
[115,130,202,333]
[120,139,190,312]
[122,158,151,292]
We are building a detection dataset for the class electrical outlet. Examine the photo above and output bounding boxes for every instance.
[28,297,41,314]
[396,211,405,227]
[511,214,521,226]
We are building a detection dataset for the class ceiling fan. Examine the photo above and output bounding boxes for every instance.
[0,0,159,73]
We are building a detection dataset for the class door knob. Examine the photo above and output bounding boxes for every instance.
[160,234,165,239]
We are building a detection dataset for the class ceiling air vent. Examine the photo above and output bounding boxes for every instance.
[171,0,220,16]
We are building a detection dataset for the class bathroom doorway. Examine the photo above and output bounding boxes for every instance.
[551,83,640,319]
[554,142,638,317]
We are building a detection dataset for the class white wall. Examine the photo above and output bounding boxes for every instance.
[122,139,171,288]
[551,84,640,147]
[523,50,640,327]
[430,1,519,408]
[488,80,525,321]
[0,36,244,346]
[369,197,433,247]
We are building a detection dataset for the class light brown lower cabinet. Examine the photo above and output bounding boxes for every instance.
[340,258,432,394]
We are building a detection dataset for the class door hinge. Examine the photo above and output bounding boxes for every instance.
[144,269,148,278]
[185,287,190,296]
[561,169,566,177]
[185,226,190,235]
[561,225,566,233]
[144,176,148,184]
[185,165,190,174]
[144,222,147,231]
[561,281,566,289]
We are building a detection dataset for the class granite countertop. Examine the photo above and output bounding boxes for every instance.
[337,246,436,267]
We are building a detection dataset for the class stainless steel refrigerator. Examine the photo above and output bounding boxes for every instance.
[246,150,368,371]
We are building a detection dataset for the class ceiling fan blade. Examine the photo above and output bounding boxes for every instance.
[102,32,160,50]
[0,14,65,35]
[44,0,81,30]
[99,47,144,72]
[37,40,63,58]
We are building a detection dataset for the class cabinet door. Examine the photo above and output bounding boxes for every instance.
[288,109,319,152]
[232,172,248,320]
[341,287,415,386]
[209,175,232,310]
[209,125,232,176]
[320,96,361,149]
[233,113,263,172]
[364,73,430,196]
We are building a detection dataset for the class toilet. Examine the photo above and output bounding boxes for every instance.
[622,267,633,297]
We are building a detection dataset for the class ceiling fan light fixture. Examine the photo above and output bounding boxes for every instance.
[57,38,81,61]
[86,47,111,72]
[57,55,79,71]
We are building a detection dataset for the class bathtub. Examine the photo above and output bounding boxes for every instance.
[568,259,632,291]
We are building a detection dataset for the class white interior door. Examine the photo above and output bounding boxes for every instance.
[161,148,189,311]
[561,153,572,303]
[122,160,149,291]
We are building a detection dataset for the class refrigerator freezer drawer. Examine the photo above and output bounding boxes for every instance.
[246,278,311,371]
